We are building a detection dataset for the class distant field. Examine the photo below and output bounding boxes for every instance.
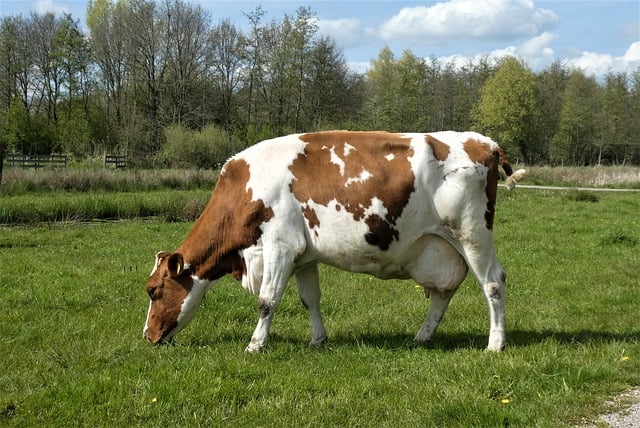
[0,189,638,426]
[0,165,639,225]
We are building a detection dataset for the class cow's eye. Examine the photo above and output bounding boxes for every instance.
[147,287,157,299]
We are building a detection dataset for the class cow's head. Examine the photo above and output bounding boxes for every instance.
[143,251,212,344]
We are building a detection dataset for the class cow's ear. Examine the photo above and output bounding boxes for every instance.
[167,253,185,277]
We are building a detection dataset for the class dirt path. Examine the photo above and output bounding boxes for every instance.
[501,184,640,192]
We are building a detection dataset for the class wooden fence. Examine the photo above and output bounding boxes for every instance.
[104,154,126,169]
[4,154,127,169]
[6,154,67,169]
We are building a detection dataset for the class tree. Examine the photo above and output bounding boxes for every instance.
[535,61,569,163]
[54,14,92,155]
[473,57,538,163]
[394,50,427,131]
[123,0,168,154]
[87,0,130,151]
[242,6,266,128]
[0,16,21,109]
[364,46,398,130]
[629,69,640,164]
[162,0,210,128]
[551,70,602,165]
[305,36,351,129]
[290,6,317,130]
[602,72,633,164]
[207,19,246,129]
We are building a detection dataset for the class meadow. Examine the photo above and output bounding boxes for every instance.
[0,168,639,426]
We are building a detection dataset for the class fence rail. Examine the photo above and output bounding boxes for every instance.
[104,154,126,169]
[6,154,67,169]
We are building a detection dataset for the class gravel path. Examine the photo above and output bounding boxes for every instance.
[584,389,640,427]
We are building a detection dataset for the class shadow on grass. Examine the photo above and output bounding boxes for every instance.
[182,329,640,351]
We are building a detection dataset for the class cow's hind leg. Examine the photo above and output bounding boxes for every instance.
[411,235,468,347]
[459,231,507,352]
[295,263,327,347]
[245,245,296,353]
[415,289,457,346]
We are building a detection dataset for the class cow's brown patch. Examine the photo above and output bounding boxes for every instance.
[179,158,274,280]
[302,205,320,229]
[463,138,499,229]
[291,131,415,250]
[425,134,450,161]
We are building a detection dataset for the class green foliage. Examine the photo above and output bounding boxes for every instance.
[551,71,603,165]
[473,57,538,162]
[0,190,639,426]
[157,125,246,169]
[0,100,58,154]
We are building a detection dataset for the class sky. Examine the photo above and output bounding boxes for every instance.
[1,0,639,77]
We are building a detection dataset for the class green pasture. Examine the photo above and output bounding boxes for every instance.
[1,189,638,426]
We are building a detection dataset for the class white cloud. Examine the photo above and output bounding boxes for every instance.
[34,0,71,15]
[316,18,364,49]
[379,0,558,42]
[435,32,556,71]
[569,41,640,76]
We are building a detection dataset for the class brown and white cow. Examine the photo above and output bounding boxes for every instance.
[143,131,525,352]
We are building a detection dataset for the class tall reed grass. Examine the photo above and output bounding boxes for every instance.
[0,190,210,225]
[526,165,640,188]
[0,168,218,196]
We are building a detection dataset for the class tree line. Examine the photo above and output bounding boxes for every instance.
[1,0,639,169]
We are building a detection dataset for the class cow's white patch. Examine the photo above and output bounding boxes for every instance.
[343,142,355,156]
[149,252,164,276]
[329,145,346,176]
[240,245,263,294]
[385,153,395,161]
[143,301,152,336]
[365,196,388,217]
[345,169,372,186]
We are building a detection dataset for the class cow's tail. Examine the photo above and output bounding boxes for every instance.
[496,148,526,190]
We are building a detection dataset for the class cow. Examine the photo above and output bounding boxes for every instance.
[143,130,525,352]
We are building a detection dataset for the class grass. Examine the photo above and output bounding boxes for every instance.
[1,189,639,426]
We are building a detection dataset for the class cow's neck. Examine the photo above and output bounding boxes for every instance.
[177,204,243,281]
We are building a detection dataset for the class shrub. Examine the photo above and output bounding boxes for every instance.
[157,125,247,169]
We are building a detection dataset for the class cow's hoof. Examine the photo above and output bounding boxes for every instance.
[486,343,506,352]
[245,343,265,353]
[309,335,328,348]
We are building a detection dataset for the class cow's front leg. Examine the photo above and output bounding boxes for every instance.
[245,246,295,353]
[245,298,278,353]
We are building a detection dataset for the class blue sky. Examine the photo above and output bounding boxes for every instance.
[1,0,639,77]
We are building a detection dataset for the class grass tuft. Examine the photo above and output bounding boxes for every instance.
[565,190,600,203]
[601,229,638,247]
